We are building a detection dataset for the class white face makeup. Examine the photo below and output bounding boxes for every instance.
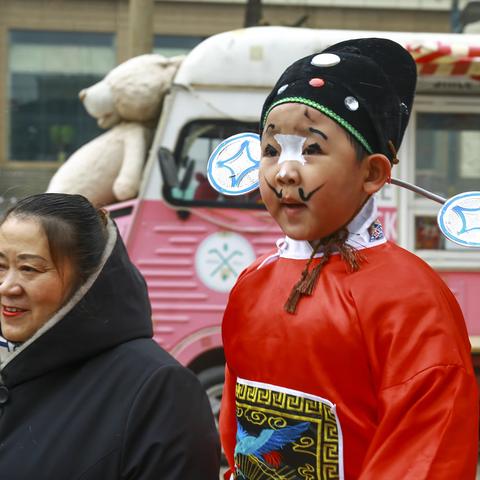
[274,134,307,166]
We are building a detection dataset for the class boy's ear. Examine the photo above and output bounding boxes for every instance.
[362,153,391,195]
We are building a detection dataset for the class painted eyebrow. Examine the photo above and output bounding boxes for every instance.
[264,124,277,137]
[309,127,328,140]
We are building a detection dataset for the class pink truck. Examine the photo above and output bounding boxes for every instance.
[107,27,480,418]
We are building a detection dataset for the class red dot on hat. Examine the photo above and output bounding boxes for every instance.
[309,78,325,87]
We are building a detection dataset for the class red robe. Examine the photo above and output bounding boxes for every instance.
[220,220,478,479]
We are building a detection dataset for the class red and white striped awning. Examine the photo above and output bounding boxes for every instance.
[406,41,480,77]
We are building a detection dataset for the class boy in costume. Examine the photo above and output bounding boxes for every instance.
[219,38,479,479]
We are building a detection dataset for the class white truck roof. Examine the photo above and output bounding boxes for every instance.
[174,26,480,89]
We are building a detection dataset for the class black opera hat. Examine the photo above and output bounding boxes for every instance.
[260,37,417,164]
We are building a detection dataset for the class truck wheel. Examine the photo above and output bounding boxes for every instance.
[198,365,225,429]
[197,365,226,464]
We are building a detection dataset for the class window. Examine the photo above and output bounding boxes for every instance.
[8,30,116,162]
[416,112,480,199]
[154,35,204,57]
[162,120,263,209]
[412,105,480,253]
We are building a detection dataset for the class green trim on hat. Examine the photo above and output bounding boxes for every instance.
[263,96,374,154]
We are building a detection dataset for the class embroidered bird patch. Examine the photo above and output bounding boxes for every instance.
[234,420,311,468]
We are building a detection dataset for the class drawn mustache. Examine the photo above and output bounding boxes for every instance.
[265,178,283,199]
[299,184,323,201]
[265,178,323,202]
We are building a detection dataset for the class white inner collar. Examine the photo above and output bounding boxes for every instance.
[258,196,386,266]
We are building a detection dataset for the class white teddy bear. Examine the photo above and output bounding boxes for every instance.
[47,54,183,207]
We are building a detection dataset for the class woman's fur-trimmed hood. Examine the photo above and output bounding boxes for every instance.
[0,219,153,386]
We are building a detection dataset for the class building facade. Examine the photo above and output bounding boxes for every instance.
[0,0,461,203]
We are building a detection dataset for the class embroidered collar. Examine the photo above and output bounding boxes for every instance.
[258,196,386,267]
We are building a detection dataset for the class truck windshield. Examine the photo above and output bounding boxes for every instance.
[165,120,264,209]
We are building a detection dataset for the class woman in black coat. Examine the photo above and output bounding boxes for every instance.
[0,193,220,479]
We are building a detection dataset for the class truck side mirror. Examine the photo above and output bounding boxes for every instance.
[179,159,195,192]
[157,147,179,188]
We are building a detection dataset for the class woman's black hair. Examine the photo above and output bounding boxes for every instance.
[2,193,108,292]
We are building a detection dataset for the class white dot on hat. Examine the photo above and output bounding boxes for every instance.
[277,84,288,95]
[344,96,359,111]
[311,53,341,67]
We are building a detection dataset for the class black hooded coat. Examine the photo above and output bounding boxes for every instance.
[0,221,220,479]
